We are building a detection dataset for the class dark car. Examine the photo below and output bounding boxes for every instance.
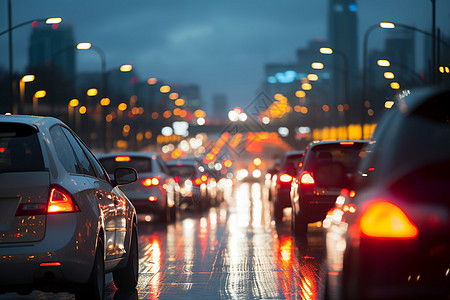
[0,116,138,299]
[290,140,367,237]
[166,159,209,211]
[272,150,305,223]
[324,88,450,300]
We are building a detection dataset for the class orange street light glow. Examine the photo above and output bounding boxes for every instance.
[69,99,79,107]
[302,83,312,90]
[79,106,87,114]
[384,72,395,79]
[175,98,185,106]
[34,90,46,98]
[87,88,98,96]
[118,103,127,111]
[100,98,110,106]
[311,62,324,69]
[147,78,157,85]
[380,22,395,29]
[22,75,35,82]
[390,82,400,90]
[120,64,133,72]
[320,47,333,54]
[377,60,390,67]
[76,42,91,50]
[45,17,62,24]
[307,74,318,81]
[169,92,179,100]
[160,85,170,93]
[295,90,306,98]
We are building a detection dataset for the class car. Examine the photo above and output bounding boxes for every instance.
[290,140,367,237]
[97,152,178,223]
[265,158,280,202]
[0,115,139,299]
[166,159,208,211]
[272,150,305,223]
[323,88,450,300]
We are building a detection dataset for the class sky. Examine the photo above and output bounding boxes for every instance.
[1,0,450,111]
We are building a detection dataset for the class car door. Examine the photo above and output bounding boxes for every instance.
[59,127,118,259]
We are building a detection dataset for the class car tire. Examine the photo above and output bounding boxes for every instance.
[75,239,105,300]
[113,224,139,290]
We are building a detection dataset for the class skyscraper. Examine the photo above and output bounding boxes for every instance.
[327,0,359,107]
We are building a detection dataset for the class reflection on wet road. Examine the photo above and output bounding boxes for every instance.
[0,182,326,300]
[136,182,325,300]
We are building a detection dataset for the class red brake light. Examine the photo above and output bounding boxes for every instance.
[298,162,303,168]
[279,174,293,183]
[194,178,202,186]
[141,177,160,187]
[339,141,354,145]
[360,201,418,238]
[300,172,315,184]
[201,175,208,182]
[40,262,61,267]
[48,187,78,214]
[115,156,131,162]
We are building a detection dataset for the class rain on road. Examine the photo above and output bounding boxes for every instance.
[0,182,326,300]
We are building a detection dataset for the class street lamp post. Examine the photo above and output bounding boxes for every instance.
[33,90,46,114]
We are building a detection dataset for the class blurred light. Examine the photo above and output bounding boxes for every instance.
[390,82,400,90]
[76,42,91,50]
[22,75,35,82]
[252,169,261,178]
[163,110,172,118]
[197,117,206,126]
[123,125,130,133]
[151,112,159,119]
[337,104,344,112]
[368,109,374,116]
[31,21,39,28]
[160,85,170,93]
[145,131,152,139]
[34,90,46,98]
[173,121,189,136]
[302,83,312,90]
[147,78,157,85]
[322,105,329,112]
[278,127,289,137]
[238,112,248,121]
[194,109,206,118]
[118,103,127,111]
[69,99,79,107]
[384,72,395,79]
[385,100,395,109]
[296,90,306,98]
[380,22,395,29]
[446,67,450,73]
[228,110,239,122]
[175,98,185,106]
[274,93,284,101]
[161,126,173,136]
[79,106,87,114]
[301,107,308,114]
[169,92,179,100]
[106,114,113,122]
[87,88,98,96]
[253,157,262,166]
[46,17,62,24]
[307,74,318,81]
[100,98,110,106]
[223,159,233,168]
[311,62,324,69]
[120,64,133,72]
[377,59,390,67]
[262,116,270,124]
[320,47,333,54]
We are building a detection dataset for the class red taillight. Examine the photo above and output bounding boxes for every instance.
[141,177,160,187]
[201,174,208,182]
[148,196,157,202]
[194,177,202,186]
[48,187,78,214]
[173,176,180,183]
[360,201,418,238]
[279,174,293,183]
[115,156,131,162]
[339,141,354,145]
[298,162,303,168]
[40,262,61,267]
[300,172,315,185]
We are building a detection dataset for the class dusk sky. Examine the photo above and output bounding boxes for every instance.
[1,0,449,110]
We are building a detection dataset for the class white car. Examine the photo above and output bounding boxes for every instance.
[0,115,138,299]
[97,152,178,223]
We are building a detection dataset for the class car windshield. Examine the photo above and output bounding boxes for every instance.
[0,123,45,172]
[282,153,304,170]
[99,156,152,174]
[168,165,197,179]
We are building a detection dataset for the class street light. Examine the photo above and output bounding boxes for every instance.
[33,90,46,114]
[19,75,35,114]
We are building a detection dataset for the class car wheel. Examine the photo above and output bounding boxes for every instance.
[75,239,105,300]
[113,224,138,290]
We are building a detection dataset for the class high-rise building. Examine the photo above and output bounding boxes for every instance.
[212,93,228,121]
[327,0,358,106]
[28,24,75,81]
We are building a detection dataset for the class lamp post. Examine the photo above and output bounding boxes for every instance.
[33,90,46,115]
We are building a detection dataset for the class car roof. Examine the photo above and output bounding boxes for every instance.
[166,160,198,166]
[307,140,368,148]
[0,115,64,129]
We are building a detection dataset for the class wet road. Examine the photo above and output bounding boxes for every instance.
[0,182,326,300]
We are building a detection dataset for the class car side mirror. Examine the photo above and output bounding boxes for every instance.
[112,167,138,186]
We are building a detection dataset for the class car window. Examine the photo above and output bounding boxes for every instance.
[50,125,80,174]
[61,127,97,177]
[99,156,152,174]
[307,143,365,172]
[168,165,197,179]
[62,128,108,181]
[0,123,45,172]
[157,157,169,174]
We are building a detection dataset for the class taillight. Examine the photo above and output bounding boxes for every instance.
[360,201,418,238]
[115,156,131,162]
[194,178,202,186]
[201,174,208,182]
[48,186,78,214]
[141,177,160,187]
[279,174,293,183]
[300,172,315,185]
